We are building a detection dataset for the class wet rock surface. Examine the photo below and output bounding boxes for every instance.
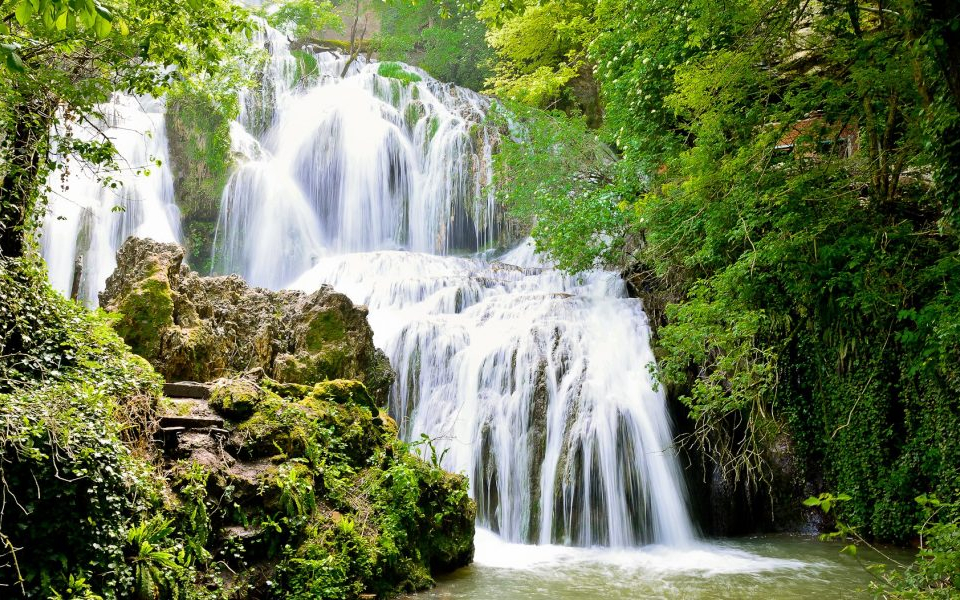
[100,237,394,403]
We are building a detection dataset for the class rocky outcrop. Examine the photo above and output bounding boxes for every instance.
[100,237,394,403]
[158,373,475,597]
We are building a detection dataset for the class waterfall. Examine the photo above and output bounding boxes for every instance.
[288,248,696,546]
[41,20,697,548]
[214,25,696,547]
[212,30,498,289]
[41,94,180,305]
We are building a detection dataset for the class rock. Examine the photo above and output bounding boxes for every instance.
[163,381,212,399]
[158,414,225,429]
[100,237,395,403]
[209,377,264,420]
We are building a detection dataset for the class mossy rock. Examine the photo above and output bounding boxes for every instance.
[209,378,265,420]
[231,380,381,465]
[101,238,396,401]
[113,273,174,359]
[306,379,376,412]
[262,378,313,400]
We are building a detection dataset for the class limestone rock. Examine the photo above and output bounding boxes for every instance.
[100,237,394,403]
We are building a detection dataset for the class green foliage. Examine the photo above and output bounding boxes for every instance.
[0,257,168,597]
[807,493,960,597]
[491,102,628,271]
[125,517,182,600]
[264,0,341,40]
[165,59,249,273]
[375,0,493,91]
[0,0,249,258]
[476,0,596,108]
[212,378,474,597]
[378,61,423,85]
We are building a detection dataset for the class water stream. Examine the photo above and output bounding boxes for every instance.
[40,20,893,595]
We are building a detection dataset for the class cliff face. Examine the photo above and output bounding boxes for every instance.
[99,237,394,403]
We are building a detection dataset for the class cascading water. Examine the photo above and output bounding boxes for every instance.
[213,33,498,289]
[215,25,696,547]
[41,94,180,305]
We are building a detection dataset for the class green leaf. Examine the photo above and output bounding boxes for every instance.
[840,544,857,557]
[4,48,25,73]
[93,14,112,38]
[93,2,112,21]
[15,1,35,25]
[802,496,821,507]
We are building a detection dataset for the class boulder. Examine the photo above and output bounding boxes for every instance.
[100,237,394,403]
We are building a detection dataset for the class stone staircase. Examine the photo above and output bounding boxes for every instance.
[156,382,227,453]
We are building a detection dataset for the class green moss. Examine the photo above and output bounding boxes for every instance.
[426,115,441,142]
[291,49,319,85]
[404,100,426,129]
[305,309,346,349]
[306,379,376,411]
[165,88,235,271]
[262,378,313,400]
[378,61,423,86]
[210,378,264,420]
[113,274,174,359]
[274,349,349,386]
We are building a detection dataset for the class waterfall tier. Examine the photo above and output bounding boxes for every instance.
[42,95,180,304]
[290,246,695,546]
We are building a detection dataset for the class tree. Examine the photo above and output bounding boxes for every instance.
[0,0,249,258]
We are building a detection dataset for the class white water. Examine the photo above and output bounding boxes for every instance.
[288,245,695,546]
[41,94,180,305]
[203,24,698,547]
[213,30,497,289]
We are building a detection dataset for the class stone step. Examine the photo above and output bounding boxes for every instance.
[158,414,224,429]
[163,381,212,399]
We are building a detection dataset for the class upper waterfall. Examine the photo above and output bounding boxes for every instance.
[214,27,499,289]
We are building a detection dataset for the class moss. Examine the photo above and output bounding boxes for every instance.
[274,349,349,386]
[290,49,319,85]
[304,309,346,349]
[307,379,376,412]
[209,377,264,420]
[426,115,441,143]
[165,88,235,271]
[378,61,423,86]
[262,378,313,400]
[234,380,380,465]
[404,100,426,129]
[113,275,174,359]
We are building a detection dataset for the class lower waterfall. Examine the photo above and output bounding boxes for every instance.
[290,245,696,546]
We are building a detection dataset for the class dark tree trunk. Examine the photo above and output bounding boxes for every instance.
[0,106,49,258]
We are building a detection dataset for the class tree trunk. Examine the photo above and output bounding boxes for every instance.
[0,105,50,258]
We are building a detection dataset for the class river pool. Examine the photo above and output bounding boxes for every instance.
[408,529,911,599]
